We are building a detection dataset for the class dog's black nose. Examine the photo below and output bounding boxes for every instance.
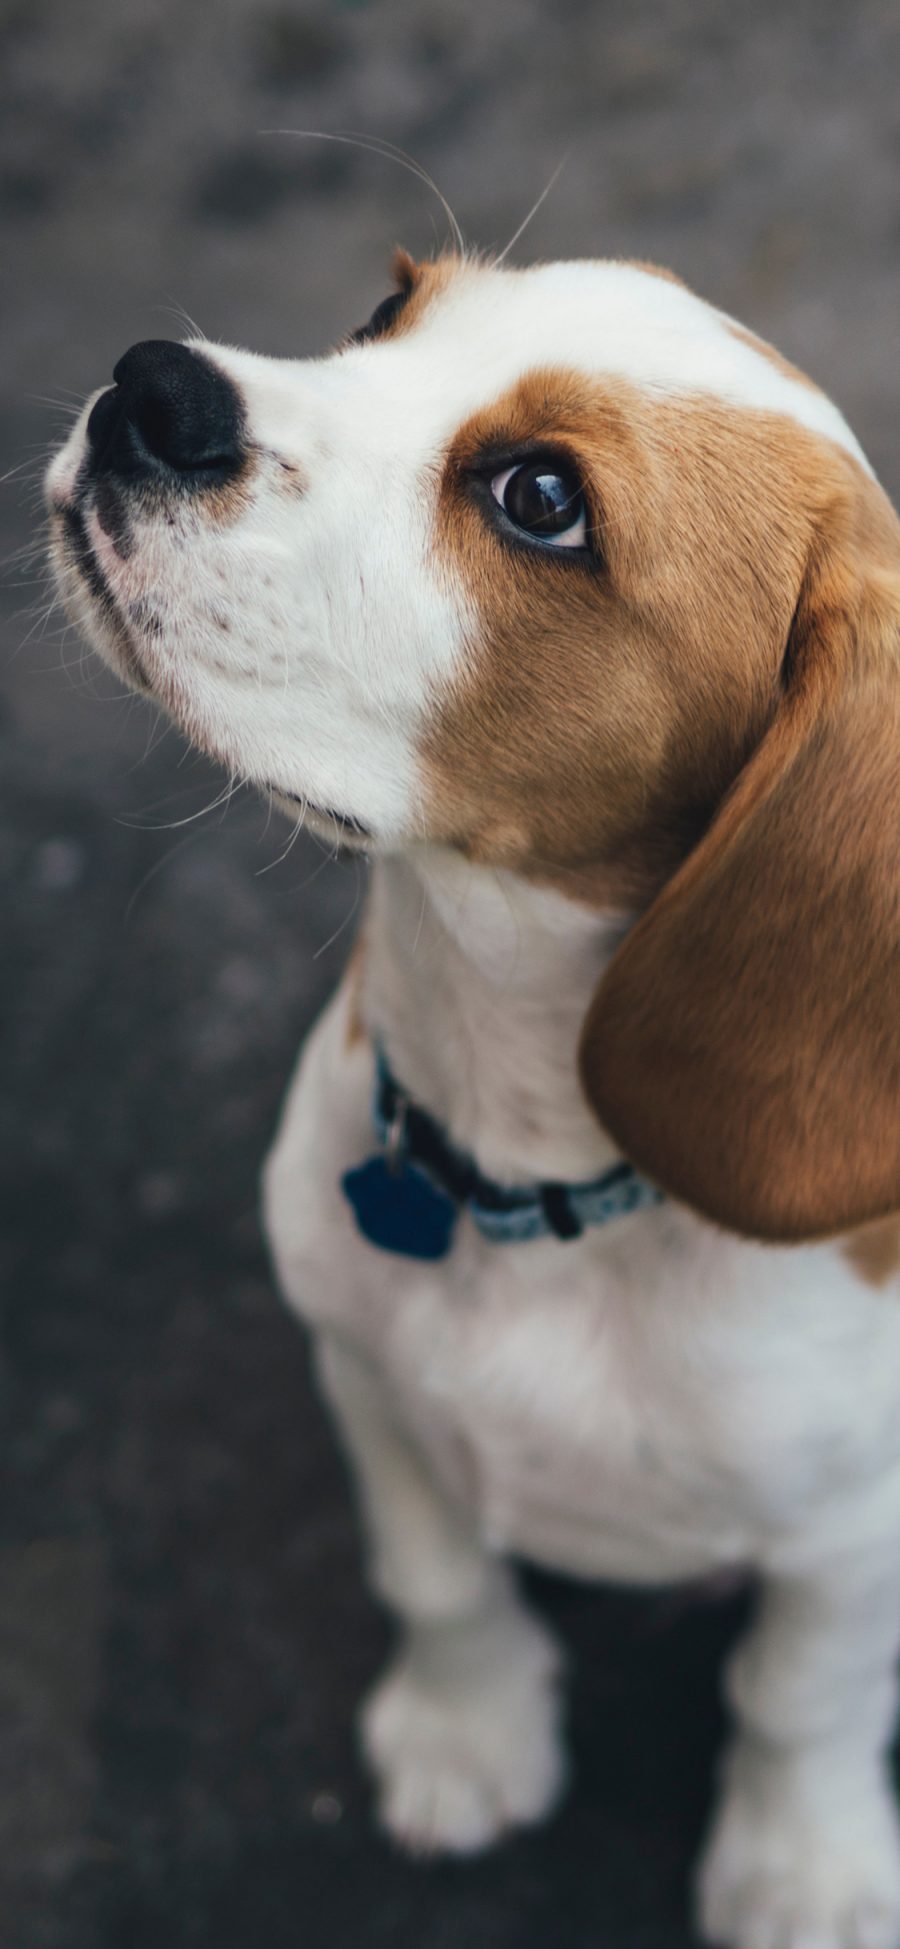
[86,340,245,485]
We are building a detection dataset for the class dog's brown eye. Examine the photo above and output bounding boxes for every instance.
[491,458,587,549]
[348,290,409,346]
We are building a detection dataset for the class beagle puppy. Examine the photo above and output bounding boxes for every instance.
[46,253,900,1949]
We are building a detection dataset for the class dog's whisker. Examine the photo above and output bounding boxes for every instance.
[262,127,467,258]
[154,298,209,343]
[116,773,244,833]
[15,592,66,655]
[256,799,308,874]
[313,853,364,961]
[122,829,203,927]
[493,155,569,268]
[27,395,86,421]
[2,537,52,575]
[0,457,56,498]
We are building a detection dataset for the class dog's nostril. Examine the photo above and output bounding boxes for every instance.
[86,340,245,485]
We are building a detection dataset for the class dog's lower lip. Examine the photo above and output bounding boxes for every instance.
[277,792,372,839]
[57,501,151,693]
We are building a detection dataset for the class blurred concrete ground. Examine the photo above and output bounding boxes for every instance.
[3,3,900,1943]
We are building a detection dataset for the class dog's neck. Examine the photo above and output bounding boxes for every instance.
[362,848,632,1185]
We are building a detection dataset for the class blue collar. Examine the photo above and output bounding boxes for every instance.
[340,1043,664,1262]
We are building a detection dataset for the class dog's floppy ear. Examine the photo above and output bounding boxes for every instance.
[579,482,900,1242]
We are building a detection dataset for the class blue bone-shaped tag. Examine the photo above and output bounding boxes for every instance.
[341,1155,458,1261]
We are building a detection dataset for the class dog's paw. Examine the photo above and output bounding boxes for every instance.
[360,1603,568,1857]
[697,1750,900,1949]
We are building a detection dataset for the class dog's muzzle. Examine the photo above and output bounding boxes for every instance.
[84,339,246,492]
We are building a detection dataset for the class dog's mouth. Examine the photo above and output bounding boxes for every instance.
[271,789,373,846]
[58,500,110,604]
[53,497,153,694]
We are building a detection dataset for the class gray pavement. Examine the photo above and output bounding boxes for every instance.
[4,4,900,1943]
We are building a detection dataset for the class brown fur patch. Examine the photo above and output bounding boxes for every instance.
[346,251,472,351]
[427,365,900,1240]
[273,455,307,498]
[391,246,418,291]
[844,1219,900,1288]
[579,474,900,1240]
[388,253,477,338]
[624,258,688,288]
[427,366,893,902]
[196,447,258,528]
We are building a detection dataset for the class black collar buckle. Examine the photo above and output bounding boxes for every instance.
[540,1183,583,1241]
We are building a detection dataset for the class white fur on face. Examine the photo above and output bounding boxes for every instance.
[46,342,477,846]
[45,257,872,847]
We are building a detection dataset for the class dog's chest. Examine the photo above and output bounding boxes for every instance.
[295,1190,870,1587]
[331,1217,896,1585]
[354,1219,779,1583]
[268,978,900,1590]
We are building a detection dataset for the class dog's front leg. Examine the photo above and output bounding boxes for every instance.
[697,1542,900,1949]
[315,1332,568,1857]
